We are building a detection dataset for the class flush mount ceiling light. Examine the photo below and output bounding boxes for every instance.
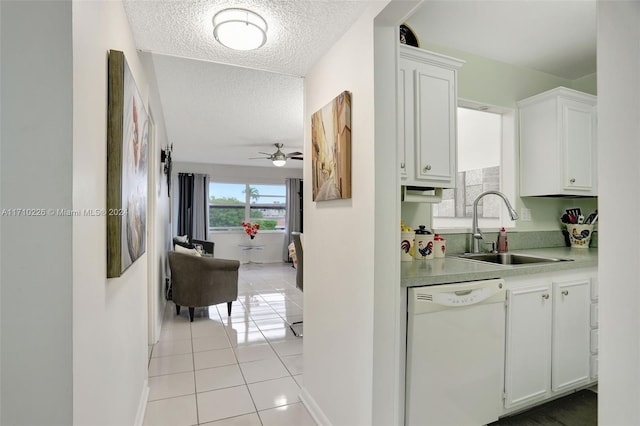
[212,8,267,51]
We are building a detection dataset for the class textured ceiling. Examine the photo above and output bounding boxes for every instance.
[122,1,597,169]
[124,0,372,77]
[123,0,372,168]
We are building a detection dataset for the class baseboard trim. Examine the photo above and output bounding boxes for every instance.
[134,380,149,426]
[300,386,332,426]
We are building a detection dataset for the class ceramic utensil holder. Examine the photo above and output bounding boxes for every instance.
[567,224,594,248]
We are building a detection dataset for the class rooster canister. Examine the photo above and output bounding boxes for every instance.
[434,235,446,258]
[400,230,415,261]
[413,225,434,260]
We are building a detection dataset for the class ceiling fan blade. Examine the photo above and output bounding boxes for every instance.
[257,152,273,156]
[287,152,303,157]
[248,156,271,160]
[290,157,303,160]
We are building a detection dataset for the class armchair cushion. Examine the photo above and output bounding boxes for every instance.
[173,236,194,250]
[174,244,201,256]
[191,238,215,256]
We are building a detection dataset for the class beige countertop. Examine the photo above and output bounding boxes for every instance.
[401,247,598,287]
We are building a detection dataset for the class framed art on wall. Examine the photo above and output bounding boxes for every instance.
[311,90,352,201]
[107,50,149,278]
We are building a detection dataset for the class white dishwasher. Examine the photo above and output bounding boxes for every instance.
[405,279,506,426]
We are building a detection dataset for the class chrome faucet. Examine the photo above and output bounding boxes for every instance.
[471,190,519,253]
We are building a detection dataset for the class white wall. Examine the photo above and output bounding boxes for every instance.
[1,1,74,423]
[597,2,640,424]
[302,3,390,425]
[140,51,172,345]
[173,161,302,184]
[206,232,285,264]
[72,1,155,424]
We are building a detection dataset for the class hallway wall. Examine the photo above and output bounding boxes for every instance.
[72,1,161,424]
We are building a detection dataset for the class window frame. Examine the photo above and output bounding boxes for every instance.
[431,99,517,233]
[209,182,287,232]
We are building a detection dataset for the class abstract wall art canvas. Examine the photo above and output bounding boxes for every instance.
[311,91,352,201]
[107,50,148,278]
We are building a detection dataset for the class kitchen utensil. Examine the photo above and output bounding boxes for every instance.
[566,208,582,220]
[585,211,598,224]
[561,213,571,224]
[578,215,585,224]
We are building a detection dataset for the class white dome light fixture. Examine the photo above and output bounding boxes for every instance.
[213,8,267,51]
[272,151,287,167]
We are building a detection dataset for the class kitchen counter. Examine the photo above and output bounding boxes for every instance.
[401,247,598,287]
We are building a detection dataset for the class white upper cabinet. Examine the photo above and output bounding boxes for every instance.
[518,87,597,196]
[398,45,464,188]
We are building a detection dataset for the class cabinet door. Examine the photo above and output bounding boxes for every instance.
[505,284,552,408]
[561,99,597,194]
[413,63,456,187]
[552,278,591,392]
[398,60,411,181]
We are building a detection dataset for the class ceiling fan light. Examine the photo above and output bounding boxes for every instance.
[213,8,267,51]
[272,158,287,167]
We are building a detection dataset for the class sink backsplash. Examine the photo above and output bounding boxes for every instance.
[439,230,598,254]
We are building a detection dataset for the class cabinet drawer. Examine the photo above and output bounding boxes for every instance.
[591,328,599,354]
[591,355,598,379]
[591,303,599,328]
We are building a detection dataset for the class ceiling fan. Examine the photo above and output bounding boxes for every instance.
[250,143,303,167]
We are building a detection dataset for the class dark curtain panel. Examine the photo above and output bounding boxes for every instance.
[192,174,210,240]
[177,173,194,239]
[177,173,210,241]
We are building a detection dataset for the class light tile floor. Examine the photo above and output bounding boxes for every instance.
[144,263,314,426]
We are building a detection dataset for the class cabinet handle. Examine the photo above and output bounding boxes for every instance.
[569,178,576,184]
[423,165,432,172]
[542,294,550,300]
[400,162,405,169]
[562,290,569,296]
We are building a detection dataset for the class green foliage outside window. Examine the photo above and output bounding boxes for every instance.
[254,220,277,230]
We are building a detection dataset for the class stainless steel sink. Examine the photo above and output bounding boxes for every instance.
[455,252,573,265]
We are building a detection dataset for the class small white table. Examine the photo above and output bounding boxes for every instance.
[238,244,265,264]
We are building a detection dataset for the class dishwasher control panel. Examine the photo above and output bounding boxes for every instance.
[409,279,505,313]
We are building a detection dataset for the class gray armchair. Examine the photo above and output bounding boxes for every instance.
[168,251,240,322]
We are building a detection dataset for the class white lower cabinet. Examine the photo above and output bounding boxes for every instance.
[504,282,552,408]
[551,278,592,392]
[504,269,596,411]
